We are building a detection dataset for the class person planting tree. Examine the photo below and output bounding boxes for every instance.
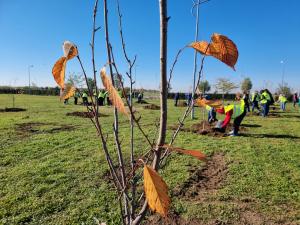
[214,93,247,136]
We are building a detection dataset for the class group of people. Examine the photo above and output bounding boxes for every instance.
[249,90,299,115]
[248,89,275,117]
[174,92,192,106]
[67,89,145,106]
[203,90,299,137]
[70,90,112,106]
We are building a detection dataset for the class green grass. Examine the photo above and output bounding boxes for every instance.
[0,94,299,224]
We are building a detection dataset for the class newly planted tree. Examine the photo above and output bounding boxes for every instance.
[51,1,239,224]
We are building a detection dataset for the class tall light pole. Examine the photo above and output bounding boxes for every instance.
[280,60,285,88]
[28,65,34,95]
[191,0,210,119]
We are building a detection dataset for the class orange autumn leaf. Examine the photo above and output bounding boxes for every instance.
[189,41,211,55]
[189,33,238,70]
[60,85,76,100]
[52,56,67,89]
[163,145,206,161]
[63,41,78,60]
[209,33,238,70]
[100,67,128,116]
[143,165,170,217]
[196,98,223,109]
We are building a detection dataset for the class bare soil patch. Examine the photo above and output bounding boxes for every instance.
[145,152,293,225]
[15,122,75,136]
[144,153,229,225]
[173,152,228,199]
[144,212,204,225]
[0,107,26,112]
[143,104,160,110]
[66,111,108,118]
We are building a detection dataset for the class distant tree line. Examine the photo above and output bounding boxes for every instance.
[0,86,61,95]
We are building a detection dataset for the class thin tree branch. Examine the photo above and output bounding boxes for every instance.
[103,0,129,224]
[167,46,187,92]
[116,0,137,219]
[91,0,100,115]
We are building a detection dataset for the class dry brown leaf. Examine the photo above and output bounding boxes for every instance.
[52,56,67,89]
[60,85,76,100]
[189,33,238,70]
[196,98,223,109]
[143,165,170,217]
[100,67,128,116]
[163,145,206,161]
[63,41,78,60]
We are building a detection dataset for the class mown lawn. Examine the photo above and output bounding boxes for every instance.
[0,94,299,225]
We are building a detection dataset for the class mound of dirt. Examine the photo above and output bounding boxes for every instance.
[135,100,149,104]
[15,122,75,136]
[169,121,246,137]
[66,111,108,118]
[267,113,281,118]
[0,107,26,112]
[143,104,160,110]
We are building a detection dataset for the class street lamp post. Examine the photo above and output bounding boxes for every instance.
[28,65,34,95]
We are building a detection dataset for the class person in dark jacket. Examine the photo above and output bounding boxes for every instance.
[243,91,250,112]
[293,93,299,107]
[174,92,179,106]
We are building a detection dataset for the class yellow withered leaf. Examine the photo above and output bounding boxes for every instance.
[196,98,223,109]
[52,56,67,89]
[60,85,76,100]
[100,67,128,116]
[163,145,206,161]
[143,165,170,217]
[63,41,78,60]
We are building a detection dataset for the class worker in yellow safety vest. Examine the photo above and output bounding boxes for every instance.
[104,91,110,105]
[82,92,88,106]
[214,93,247,136]
[278,94,287,111]
[251,90,260,112]
[260,89,271,117]
[98,90,105,106]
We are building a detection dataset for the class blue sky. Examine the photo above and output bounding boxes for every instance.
[0,0,299,92]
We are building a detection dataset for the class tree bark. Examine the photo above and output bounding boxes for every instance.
[152,0,168,171]
[132,1,168,224]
